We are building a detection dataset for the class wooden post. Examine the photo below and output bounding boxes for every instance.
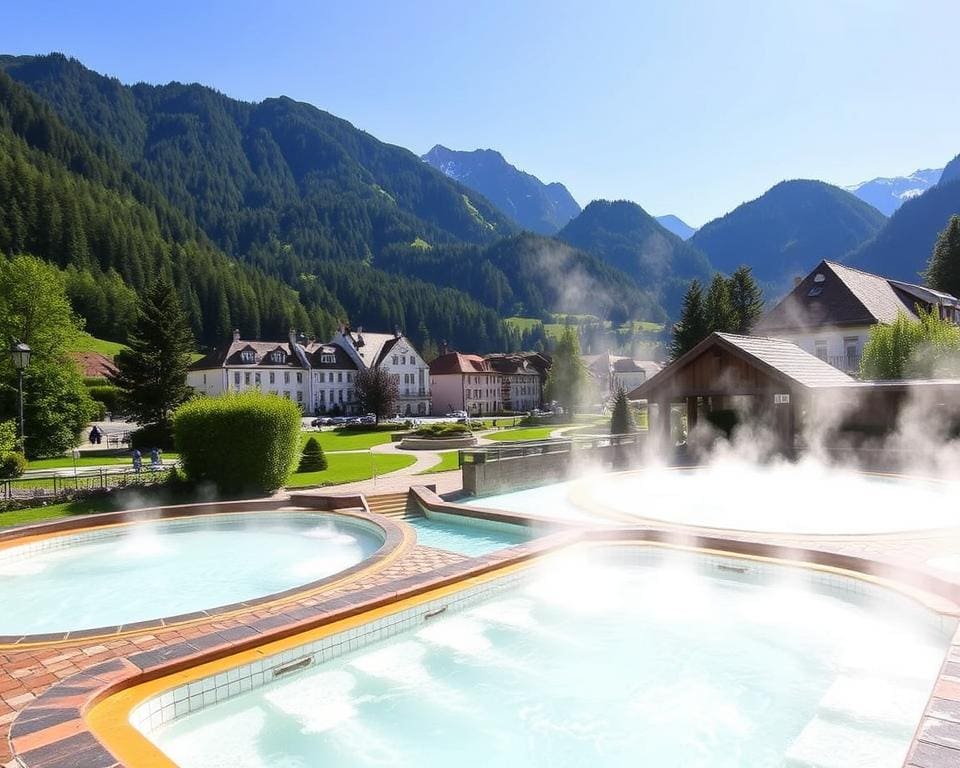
[686,397,698,430]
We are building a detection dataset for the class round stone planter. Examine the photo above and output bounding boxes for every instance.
[398,435,479,450]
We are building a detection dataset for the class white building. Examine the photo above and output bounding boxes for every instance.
[188,330,358,414]
[330,327,432,416]
[485,354,543,413]
[755,260,960,373]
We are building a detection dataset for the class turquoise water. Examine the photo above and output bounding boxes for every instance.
[149,552,947,767]
[0,512,382,635]
[408,516,529,556]
[464,464,960,534]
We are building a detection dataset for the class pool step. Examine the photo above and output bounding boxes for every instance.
[366,493,421,520]
[783,715,909,768]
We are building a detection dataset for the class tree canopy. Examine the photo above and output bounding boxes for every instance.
[544,325,586,418]
[860,308,960,380]
[924,215,960,299]
[110,278,195,435]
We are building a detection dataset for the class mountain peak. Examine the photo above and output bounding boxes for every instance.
[844,168,942,216]
[422,145,580,235]
[691,179,887,287]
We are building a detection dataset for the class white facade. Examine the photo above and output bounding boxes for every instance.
[770,326,871,374]
[187,331,356,414]
[330,328,432,416]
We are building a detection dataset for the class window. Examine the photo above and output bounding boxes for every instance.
[272,351,284,363]
[297,391,303,403]
[321,354,336,364]
[202,373,207,385]
[807,286,823,297]
[241,350,256,363]
[269,372,275,384]
[392,355,398,365]
[319,390,325,402]
[284,371,290,384]
[814,341,827,361]
[234,372,240,386]
[338,372,343,383]
[296,372,303,383]
[283,391,290,399]
[244,372,251,385]
[328,372,333,383]
[347,372,352,383]
[254,372,261,385]
[401,356,406,365]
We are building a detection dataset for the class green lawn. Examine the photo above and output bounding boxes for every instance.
[67,332,125,357]
[417,450,462,474]
[485,427,556,442]
[26,454,181,470]
[300,429,394,452]
[287,452,415,487]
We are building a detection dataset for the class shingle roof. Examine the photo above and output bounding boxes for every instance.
[303,342,358,370]
[713,333,855,388]
[756,260,953,332]
[344,332,401,367]
[430,352,490,375]
[189,340,307,370]
[629,332,854,399]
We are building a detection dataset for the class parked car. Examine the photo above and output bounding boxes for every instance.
[310,416,333,427]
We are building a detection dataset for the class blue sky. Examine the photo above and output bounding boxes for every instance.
[4,0,959,226]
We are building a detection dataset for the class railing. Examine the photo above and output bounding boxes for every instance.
[1,465,174,500]
[821,354,861,374]
[458,432,646,466]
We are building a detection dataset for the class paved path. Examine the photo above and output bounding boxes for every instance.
[369,440,446,475]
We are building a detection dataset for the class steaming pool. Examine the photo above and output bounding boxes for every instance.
[137,547,952,768]
[463,464,960,534]
[0,511,383,636]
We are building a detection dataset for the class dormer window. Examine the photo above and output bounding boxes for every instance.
[241,350,256,363]
[320,354,336,364]
[272,351,285,363]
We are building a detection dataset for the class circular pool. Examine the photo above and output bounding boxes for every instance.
[465,463,960,535]
[0,511,384,636]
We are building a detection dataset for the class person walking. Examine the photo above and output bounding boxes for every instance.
[132,448,142,474]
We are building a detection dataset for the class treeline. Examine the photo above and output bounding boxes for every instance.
[0,69,336,345]
[376,233,665,324]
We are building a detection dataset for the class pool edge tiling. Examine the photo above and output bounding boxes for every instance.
[7,484,960,768]
[0,500,411,648]
[6,531,960,768]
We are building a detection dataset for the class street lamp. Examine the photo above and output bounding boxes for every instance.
[9,341,31,453]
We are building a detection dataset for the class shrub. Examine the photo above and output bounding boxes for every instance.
[87,384,122,415]
[174,392,302,493]
[0,452,27,478]
[298,437,328,472]
[338,422,399,433]
[131,422,175,451]
[412,423,471,438]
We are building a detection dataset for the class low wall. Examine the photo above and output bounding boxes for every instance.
[399,436,477,450]
[461,433,646,496]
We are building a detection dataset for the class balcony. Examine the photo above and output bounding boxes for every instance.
[819,354,861,374]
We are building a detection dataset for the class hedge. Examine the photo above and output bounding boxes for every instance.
[173,392,302,493]
[412,423,471,438]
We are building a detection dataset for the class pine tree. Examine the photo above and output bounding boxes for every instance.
[670,280,709,360]
[925,215,960,298]
[109,278,195,435]
[298,436,328,472]
[610,385,636,435]
[728,265,764,334]
[705,273,737,334]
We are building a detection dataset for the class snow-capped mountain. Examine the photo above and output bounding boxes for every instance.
[422,145,581,235]
[845,168,942,216]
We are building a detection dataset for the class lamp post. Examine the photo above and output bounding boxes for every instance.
[9,341,31,453]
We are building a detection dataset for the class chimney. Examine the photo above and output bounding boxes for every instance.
[232,328,240,342]
[289,328,297,347]
[394,326,402,339]
[439,340,449,357]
